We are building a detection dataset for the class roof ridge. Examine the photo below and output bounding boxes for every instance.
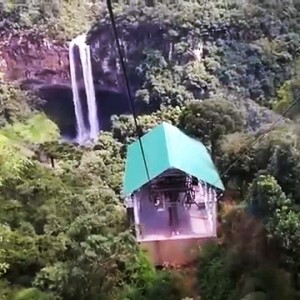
[161,122,172,168]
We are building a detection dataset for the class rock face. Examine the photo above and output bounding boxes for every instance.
[0,28,133,136]
[87,22,173,94]
[0,8,287,134]
[0,29,69,87]
[0,26,143,93]
[0,19,209,92]
[0,22,188,110]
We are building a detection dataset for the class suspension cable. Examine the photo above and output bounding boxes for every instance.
[106,0,151,182]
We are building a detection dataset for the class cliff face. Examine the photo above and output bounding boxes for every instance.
[1,2,299,134]
[86,7,299,108]
[0,12,254,94]
[0,30,69,87]
[1,2,299,98]
[0,11,232,92]
[0,26,144,94]
[0,25,139,136]
[0,25,182,96]
[87,22,176,93]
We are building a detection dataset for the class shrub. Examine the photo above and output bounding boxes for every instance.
[11,288,55,300]
[197,242,235,300]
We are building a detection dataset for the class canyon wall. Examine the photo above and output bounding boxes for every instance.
[0,6,289,133]
[0,30,69,86]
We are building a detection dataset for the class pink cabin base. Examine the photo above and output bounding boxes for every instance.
[140,237,215,266]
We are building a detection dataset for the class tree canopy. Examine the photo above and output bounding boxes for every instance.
[2,0,300,299]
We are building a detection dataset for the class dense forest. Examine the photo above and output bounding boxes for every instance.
[1,0,300,299]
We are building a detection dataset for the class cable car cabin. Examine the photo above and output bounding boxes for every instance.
[123,122,224,266]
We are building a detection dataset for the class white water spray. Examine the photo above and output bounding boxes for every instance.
[69,34,99,144]
[69,36,88,143]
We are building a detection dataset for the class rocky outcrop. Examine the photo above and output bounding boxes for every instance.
[0,23,190,91]
[0,29,69,87]
[87,22,174,93]
[0,5,293,134]
[0,27,134,136]
[0,26,141,93]
[0,15,227,92]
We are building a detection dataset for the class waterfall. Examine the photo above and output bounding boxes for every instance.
[69,34,99,144]
[69,35,88,143]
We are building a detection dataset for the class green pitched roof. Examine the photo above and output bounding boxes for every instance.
[123,122,224,196]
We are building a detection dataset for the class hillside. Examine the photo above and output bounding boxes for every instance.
[0,0,300,299]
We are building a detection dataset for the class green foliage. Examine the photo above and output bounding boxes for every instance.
[266,142,300,202]
[0,84,33,127]
[0,111,157,300]
[86,0,300,112]
[246,174,291,218]
[218,204,268,268]
[139,271,184,300]
[252,127,300,202]
[1,0,101,39]
[41,141,84,164]
[0,113,59,186]
[3,0,300,298]
[34,230,139,299]
[0,224,39,265]
[198,203,297,300]
[124,269,185,300]
[10,113,59,144]
[197,242,235,300]
[0,279,16,300]
[217,132,257,194]
[246,174,300,282]
[182,62,219,99]
[266,205,300,269]
[11,288,55,300]
[272,58,300,119]
[236,268,296,300]
[112,106,182,144]
[135,50,194,110]
[217,124,300,201]
[179,98,244,159]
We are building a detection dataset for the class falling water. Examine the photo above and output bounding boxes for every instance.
[69,34,99,144]
[69,36,88,143]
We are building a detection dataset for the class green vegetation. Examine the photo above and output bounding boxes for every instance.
[86,0,300,114]
[0,0,101,40]
[0,84,191,299]
[1,0,300,299]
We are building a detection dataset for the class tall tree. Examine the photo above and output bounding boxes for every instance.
[179,98,244,159]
